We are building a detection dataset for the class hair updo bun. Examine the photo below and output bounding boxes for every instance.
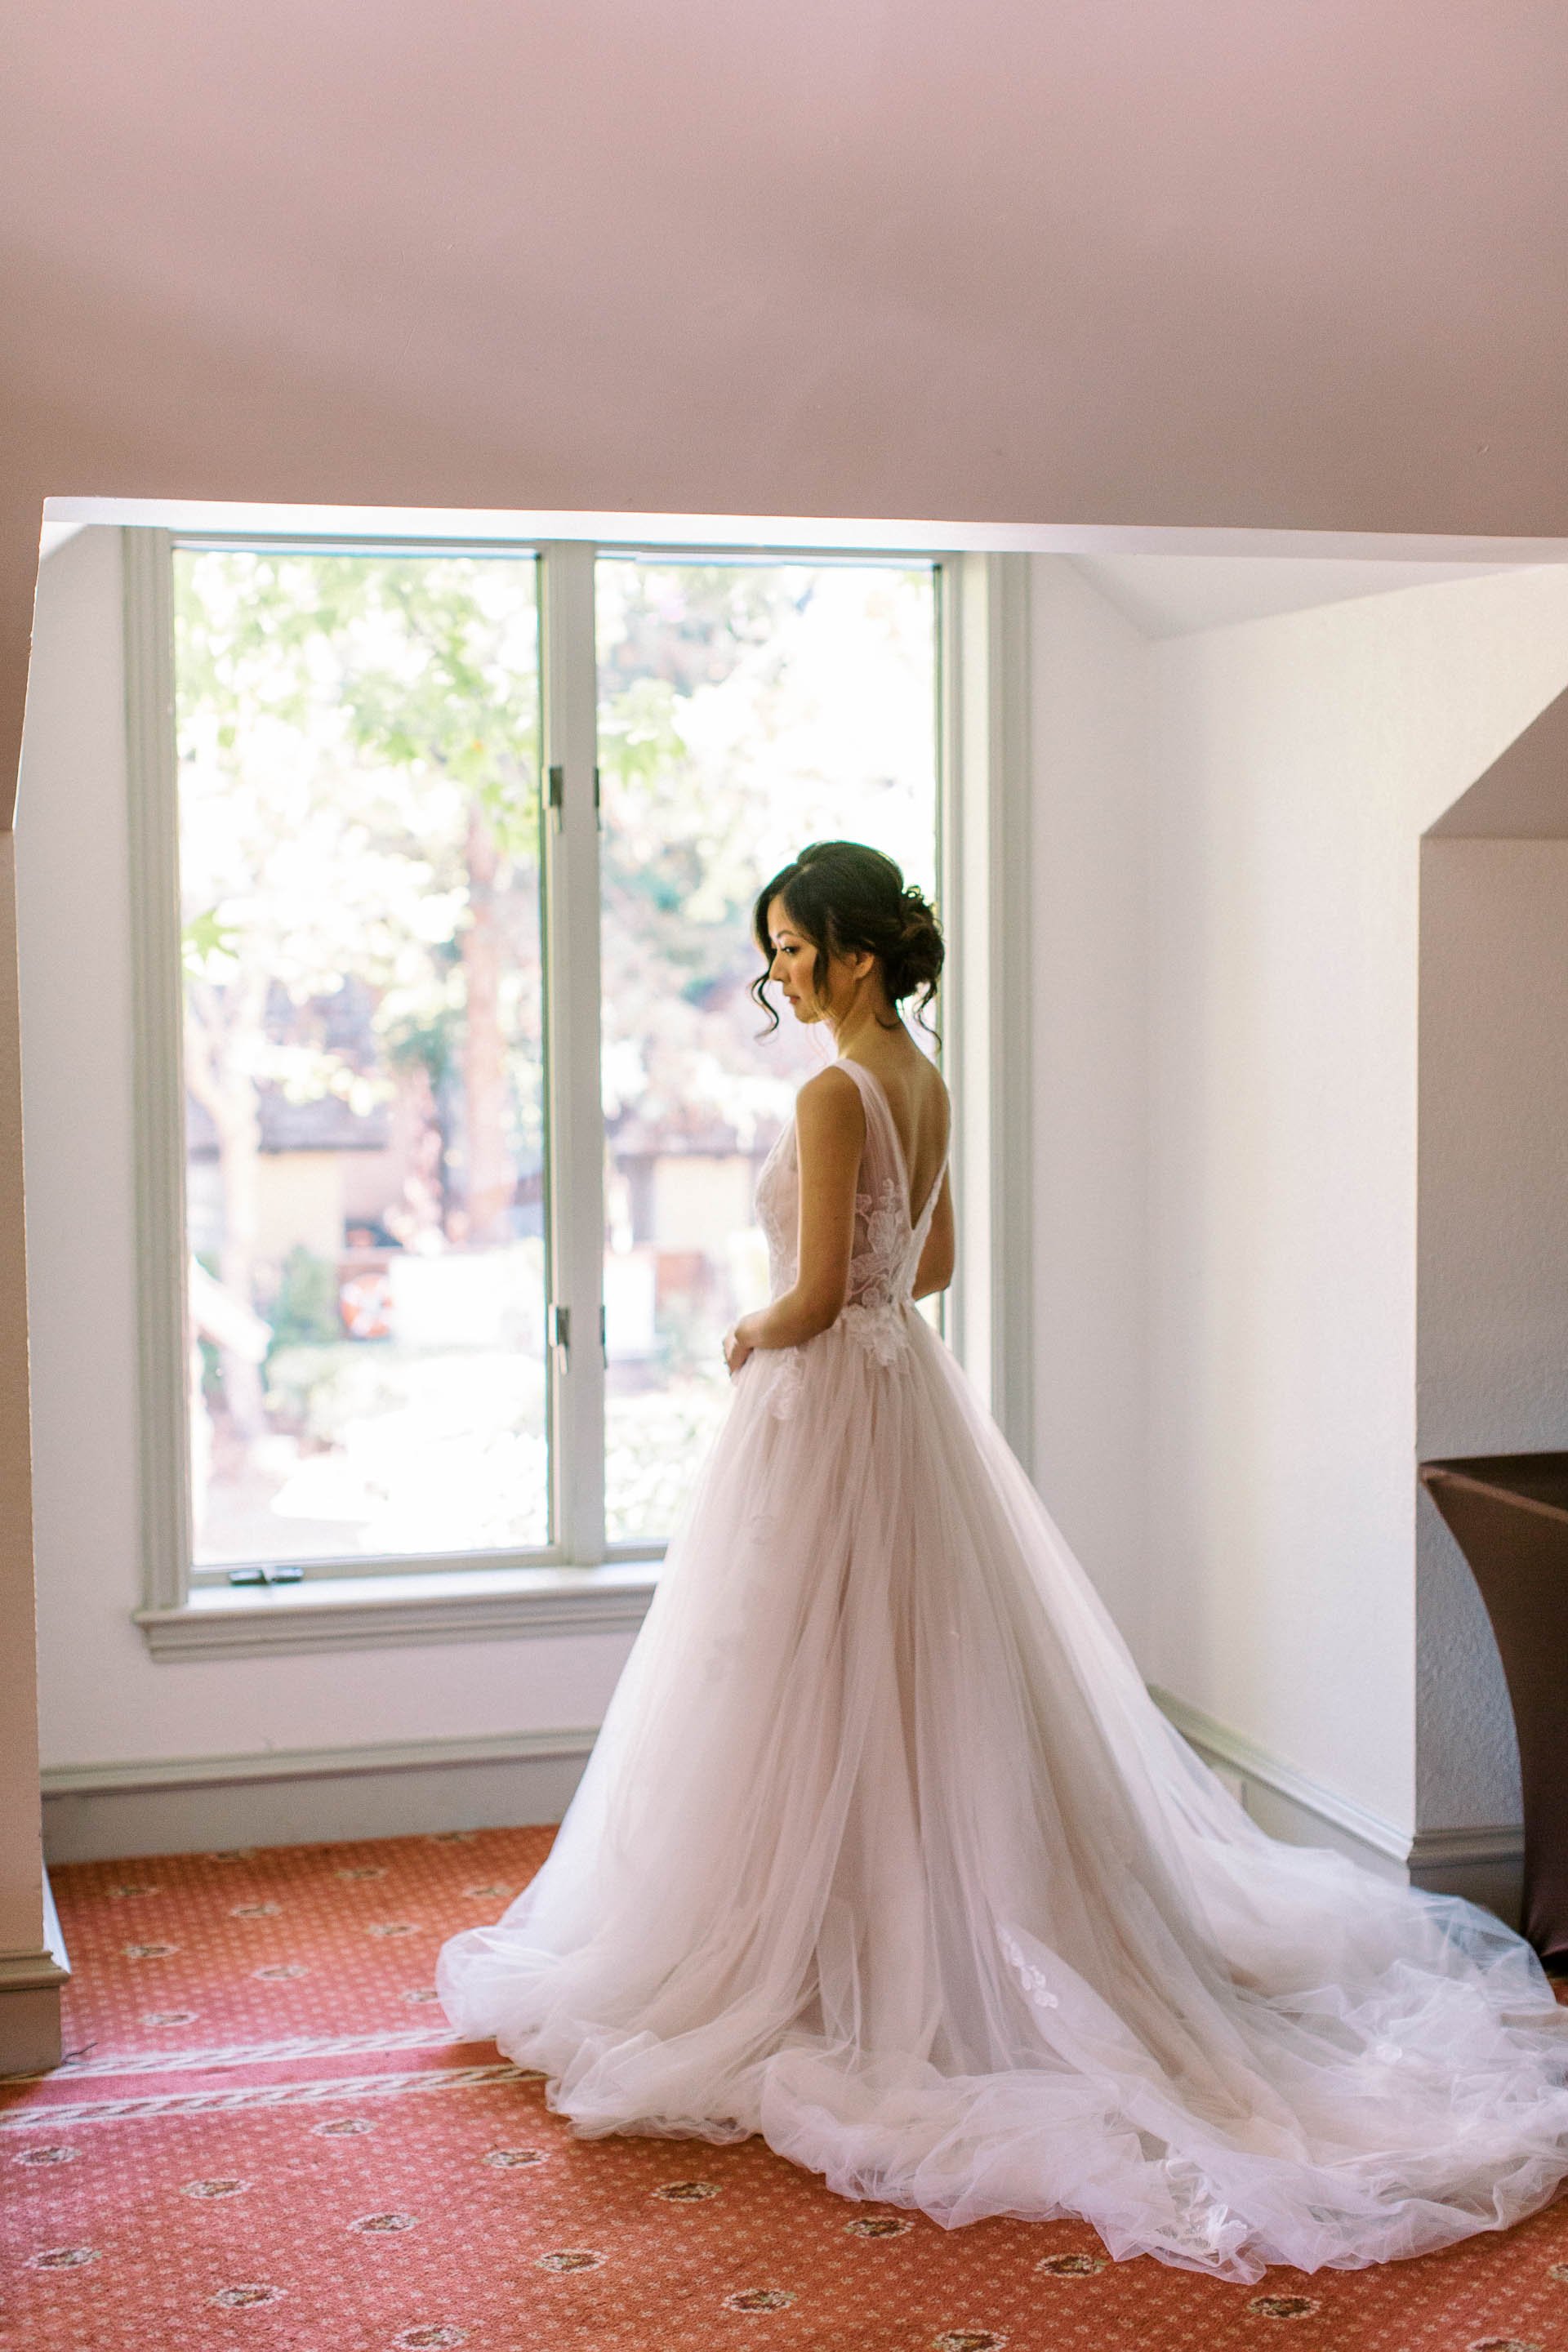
[750,840,944,1040]
[890,886,944,1004]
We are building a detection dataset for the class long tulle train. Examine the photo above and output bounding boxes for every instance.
[439,1305,1568,2281]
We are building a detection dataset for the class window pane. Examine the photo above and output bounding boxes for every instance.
[173,550,548,1569]
[596,559,939,1545]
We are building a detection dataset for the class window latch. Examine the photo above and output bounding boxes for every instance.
[227,1565,305,1588]
[549,1304,570,1362]
[545,766,601,825]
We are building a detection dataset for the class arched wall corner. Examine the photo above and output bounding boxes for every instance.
[1428,682,1568,839]
[1417,684,1568,1884]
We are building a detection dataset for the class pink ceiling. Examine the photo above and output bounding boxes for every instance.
[3,0,1568,785]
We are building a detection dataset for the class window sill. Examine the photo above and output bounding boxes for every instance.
[134,1560,661,1661]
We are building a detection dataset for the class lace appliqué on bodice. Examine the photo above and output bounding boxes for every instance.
[839,1174,911,1367]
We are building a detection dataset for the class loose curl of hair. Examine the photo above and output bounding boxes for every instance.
[751,840,944,1044]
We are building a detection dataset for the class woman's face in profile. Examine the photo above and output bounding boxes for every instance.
[766,895,818,1023]
[766,892,870,1027]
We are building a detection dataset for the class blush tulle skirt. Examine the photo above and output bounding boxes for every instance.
[436,1307,1568,2281]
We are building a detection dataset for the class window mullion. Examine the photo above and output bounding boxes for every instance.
[540,543,606,1566]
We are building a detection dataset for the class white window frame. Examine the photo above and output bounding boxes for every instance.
[125,527,1032,1658]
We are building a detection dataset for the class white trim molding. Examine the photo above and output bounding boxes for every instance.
[52,497,1568,567]
[123,526,192,1619]
[1151,1684,1525,1922]
[136,1560,658,1659]
[943,552,1034,1472]
[1152,1685,1411,1863]
[42,1727,601,1864]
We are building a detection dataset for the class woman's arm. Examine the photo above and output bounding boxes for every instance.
[724,1067,863,1370]
[911,1166,955,1299]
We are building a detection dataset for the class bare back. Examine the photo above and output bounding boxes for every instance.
[838,1039,950,1228]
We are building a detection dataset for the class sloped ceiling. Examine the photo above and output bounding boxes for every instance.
[3,1,1568,787]
[4,0,1568,537]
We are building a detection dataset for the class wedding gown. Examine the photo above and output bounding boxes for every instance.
[437,1054,1568,2282]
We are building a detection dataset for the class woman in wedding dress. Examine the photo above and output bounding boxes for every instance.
[437,839,1568,2283]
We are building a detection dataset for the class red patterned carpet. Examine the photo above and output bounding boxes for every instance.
[6,1826,1568,2352]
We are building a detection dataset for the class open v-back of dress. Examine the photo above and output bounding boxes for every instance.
[438,1054,1568,2282]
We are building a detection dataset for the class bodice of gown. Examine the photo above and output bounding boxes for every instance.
[752,1058,946,1396]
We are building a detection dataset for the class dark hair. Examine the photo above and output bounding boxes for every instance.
[750,840,944,1041]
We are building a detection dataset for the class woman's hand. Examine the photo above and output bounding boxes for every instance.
[723,1317,756,1377]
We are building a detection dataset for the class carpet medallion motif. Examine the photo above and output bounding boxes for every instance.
[4,1824,1568,2349]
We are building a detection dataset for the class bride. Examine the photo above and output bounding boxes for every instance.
[437,838,1568,2282]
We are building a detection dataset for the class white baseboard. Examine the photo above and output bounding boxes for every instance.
[41,1727,599,1864]
[1404,1821,1526,1927]
[1149,1685,1525,1927]
[42,1699,1530,1933]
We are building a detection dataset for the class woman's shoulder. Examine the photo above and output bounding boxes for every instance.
[800,1053,949,1143]
[790,1066,868,1170]
[795,1062,866,1121]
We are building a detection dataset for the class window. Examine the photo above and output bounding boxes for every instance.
[126,528,1030,1655]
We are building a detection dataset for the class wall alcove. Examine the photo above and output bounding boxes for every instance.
[1416,685,1568,1921]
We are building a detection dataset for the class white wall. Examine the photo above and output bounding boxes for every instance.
[17,531,636,1801]
[1027,559,1151,1650]
[1143,568,1568,1835]
[24,533,1568,1866]
[1416,838,1568,1827]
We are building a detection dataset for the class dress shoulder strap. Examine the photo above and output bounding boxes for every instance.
[831,1058,915,1223]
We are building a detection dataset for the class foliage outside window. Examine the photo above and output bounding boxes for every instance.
[171,544,939,1584]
